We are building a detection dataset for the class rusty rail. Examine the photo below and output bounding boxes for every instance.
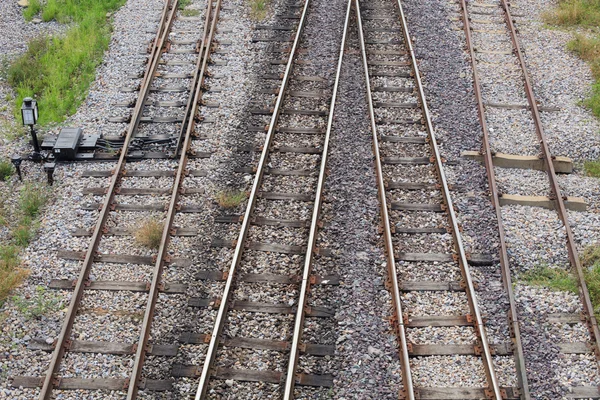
[457,0,531,397]
[499,0,600,367]
[126,0,219,397]
[193,0,312,398]
[357,0,503,397]
[37,1,179,398]
[354,0,414,397]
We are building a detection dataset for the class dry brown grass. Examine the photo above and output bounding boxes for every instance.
[134,219,164,249]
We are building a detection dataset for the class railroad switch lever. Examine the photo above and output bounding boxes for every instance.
[11,155,22,181]
[44,162,56,186]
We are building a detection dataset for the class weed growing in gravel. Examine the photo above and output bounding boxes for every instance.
[543,0,600,26]
[544,1,600,116]
[0,160,13,181]
[216,190,247,208]
[521,265,578,293]
[11,0,126,126]
[134,219,164,249]
[19,183,47,218]
[0,245,28,306]
[581,244,600,312]
[250,0,269,20]
[181,9,201,16]
[11,286,62,320]
[178,0,192,10]
[584,160,600,177]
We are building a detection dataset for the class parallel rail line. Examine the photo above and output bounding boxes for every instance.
[458,0,600,397]
[356,0,505,397]
[192,0,351,397]
[11,0,220,397]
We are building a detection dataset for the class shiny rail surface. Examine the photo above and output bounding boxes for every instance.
[282,0,351,397]
[356,0,503,397]
[194,0,350,397]
[194,0,312,396]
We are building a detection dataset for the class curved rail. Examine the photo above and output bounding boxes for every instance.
[498,0,600,355]
[37,1,179,398]
[457,0,531,397]
[356,0,503,397]
[194,0,312,397]
[126,0,219,397]
[282,0,352,397]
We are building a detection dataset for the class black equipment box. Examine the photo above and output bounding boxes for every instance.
[53,127,83,161]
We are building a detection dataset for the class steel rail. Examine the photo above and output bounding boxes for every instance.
[457,0,531,397]
[282,0,351,397]
[37,1,178,398]
[358,0,503,396]
[126,0,219,397]
[354,1,414,398]
[194,0,311,397]
[393,0,502,394]
[498,0,600,357]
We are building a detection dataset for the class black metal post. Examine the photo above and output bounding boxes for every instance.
[44,162,55,186]
[30,125,41,160]
[11,155,22,181]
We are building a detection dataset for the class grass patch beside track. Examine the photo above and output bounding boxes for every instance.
[520,245,600,314]
[521,265,578,293]
[250,0,270,20]
[544,0,600,118]
[0,183,49,306]
[8,0,126,126]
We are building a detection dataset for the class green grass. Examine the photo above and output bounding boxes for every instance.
[181,9,200,16]
[250,0,269,20]
[0,184,48,305]
[9,0,126,126]
[0,160,13,181]
[584,160,600,176]
[178,0,192,10]
[521,265,579,293]
[0,245,28,307]
[544,1,600,117]
[11,286,62,320]
[543,0,600,27]
[582,245,600,313]
[215,190,247,208]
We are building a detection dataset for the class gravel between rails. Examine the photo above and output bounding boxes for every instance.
[401,0,600,396]
[326,9,402,399]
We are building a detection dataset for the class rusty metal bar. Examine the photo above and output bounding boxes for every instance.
[393,0,503,394]
[126,0,219,398]
[457,0,531,397]
[354,0,414,398]
[282,0,351,397]
[37,1,177,398]
[194,0,311,398]
[498,0,600,358]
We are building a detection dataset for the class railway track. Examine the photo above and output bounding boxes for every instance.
[10,0,222,397]
[173,0,352,397]
[356,0,522,397]
[455,0,600,397]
